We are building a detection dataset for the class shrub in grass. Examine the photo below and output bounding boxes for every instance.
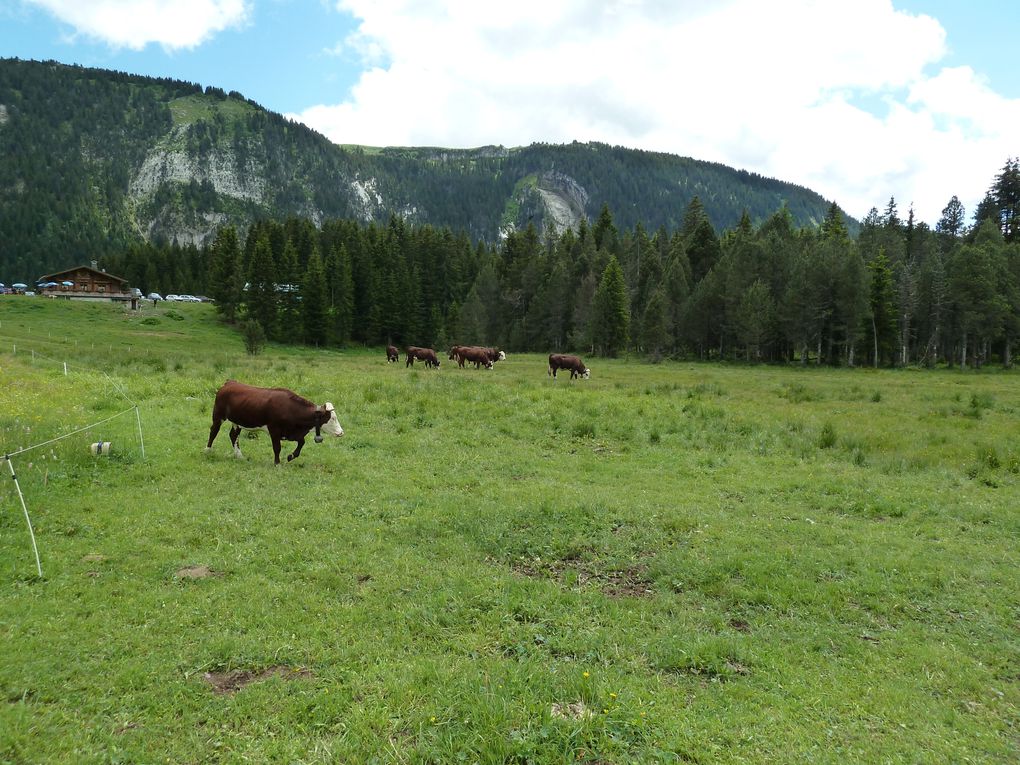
[871,390,882,403]
[572,420,596,439]
[818,421,837,449]
[140,317,160,326]
[649,428,661,444]
[242,319,266,356]
[165,310,185,321]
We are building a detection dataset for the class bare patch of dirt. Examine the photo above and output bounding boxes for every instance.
[728,618,751,633]
[601,567,654,598]
[175,565,220,580]
[506,556,654,598]
[202,666,313,695]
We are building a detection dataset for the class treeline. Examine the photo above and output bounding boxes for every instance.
[104,158,1020,368]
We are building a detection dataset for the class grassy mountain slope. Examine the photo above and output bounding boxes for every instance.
[0,58,848,281]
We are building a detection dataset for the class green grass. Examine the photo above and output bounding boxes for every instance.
[1,298,1018,763]
[168,94,256,128]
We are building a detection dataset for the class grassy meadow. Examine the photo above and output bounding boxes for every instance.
[1,297,1018,764]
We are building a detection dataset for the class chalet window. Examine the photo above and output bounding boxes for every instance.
[98,285,105,293]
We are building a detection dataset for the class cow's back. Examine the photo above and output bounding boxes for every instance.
[214,380,308,428]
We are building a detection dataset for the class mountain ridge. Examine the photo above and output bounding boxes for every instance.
[0,57,850,280]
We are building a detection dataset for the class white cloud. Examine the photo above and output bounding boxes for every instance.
[26,0,249,51]
[289,0,1017,225]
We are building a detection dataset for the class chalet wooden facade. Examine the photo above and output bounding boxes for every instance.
[36,263,137,308]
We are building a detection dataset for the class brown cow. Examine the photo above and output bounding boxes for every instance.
[386,345,399,363]
[458,346,494,369]
[448,345,468,366]
[548,353,590,379]
[206,380,344,464]
[482,347,506,364]
[406,346,440,368]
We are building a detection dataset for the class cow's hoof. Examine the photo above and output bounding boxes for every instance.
[314,435,323,443]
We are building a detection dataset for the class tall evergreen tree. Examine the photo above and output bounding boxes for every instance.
[208,225,243,321]
[245,233,278,339]
[592,203,618,252]
[591,256,630,356]
[866,249,898,367]
[640,287,669,361]
[936,195,966,242]
[990,157,1020,243]
[301,249,328,346]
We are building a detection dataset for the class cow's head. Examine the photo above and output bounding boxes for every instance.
[314,403,344,442]
[497,350,506,361]
[582,367,591,379]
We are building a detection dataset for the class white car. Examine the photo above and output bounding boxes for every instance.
[165,294,181,301]
[179,295,201,302]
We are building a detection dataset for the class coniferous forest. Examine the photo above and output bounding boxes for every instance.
[103,156,1020,369]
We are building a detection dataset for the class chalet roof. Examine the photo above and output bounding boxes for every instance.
[37,265,128,284]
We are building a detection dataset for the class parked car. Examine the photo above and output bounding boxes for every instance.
[147,293,163,301]
[179,295,201,302]
[165,294,181,301]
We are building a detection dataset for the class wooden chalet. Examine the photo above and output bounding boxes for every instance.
[36,262,139,309]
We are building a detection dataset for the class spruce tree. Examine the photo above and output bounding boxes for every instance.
[245,233,278,340]
[591,256,630,356]
[866,249,897,366]
[208,225,243,321]
[302,249,328,346]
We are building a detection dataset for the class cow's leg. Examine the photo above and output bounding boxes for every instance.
[229,425,243,458]
[270,432,283,465]
[287,436,306,462]
[206,416,223,452]
[406,356,413,367]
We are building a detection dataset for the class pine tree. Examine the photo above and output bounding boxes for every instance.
[640,287,669,361]
[328,244,354,344]
[866,249,897,366]
[208,226,243,321]
[591,256,630,356]
[734,279,773,361]
[936,195,966,242]
[990,157,1020,242]
[681,197,721,283]
[277,240,301,342]
[245,233,278,339]
[301,249,328,346]
[592,203,618,252]
[820,202,849,241]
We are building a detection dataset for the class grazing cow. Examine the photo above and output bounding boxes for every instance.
[448,345,468,366]
[206,380,344,464]
[548,353,590,379]
[386,345,399,363]
[406,346,440,368]
[482,347,506,364]
[458,346,494,369]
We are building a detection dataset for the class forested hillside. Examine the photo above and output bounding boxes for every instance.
[102,156,1020,370]
[0,58,842,280]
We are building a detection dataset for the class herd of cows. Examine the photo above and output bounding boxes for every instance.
[206,347,592,464]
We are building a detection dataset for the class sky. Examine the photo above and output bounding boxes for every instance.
[2,0,1018,227]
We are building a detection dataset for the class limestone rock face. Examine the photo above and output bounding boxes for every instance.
[130,127,268,204]
[536,171,589,236]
